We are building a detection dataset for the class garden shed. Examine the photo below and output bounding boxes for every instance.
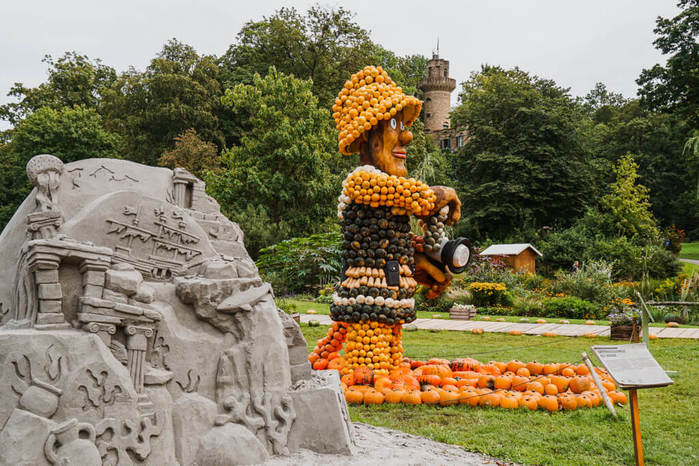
[479,243,542,274]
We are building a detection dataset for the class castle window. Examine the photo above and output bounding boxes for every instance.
[457,135,465,147]
[440,139,450,150]
[443,69,448,77]
[443,122,449,129]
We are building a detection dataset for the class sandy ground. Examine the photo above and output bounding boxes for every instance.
[265,422,514,466]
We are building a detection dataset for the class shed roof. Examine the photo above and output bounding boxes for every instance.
[479,243,542,257]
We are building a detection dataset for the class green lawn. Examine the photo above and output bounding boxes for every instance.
[679,241,699,260]
[682,261,699,275]
[300,324,698,466]
[287,299,697,328]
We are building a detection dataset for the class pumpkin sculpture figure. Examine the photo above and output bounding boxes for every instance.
[309,66,461,379]
[309,67,627,413]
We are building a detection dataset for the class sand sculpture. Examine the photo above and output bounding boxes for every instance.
[0,155,354,465]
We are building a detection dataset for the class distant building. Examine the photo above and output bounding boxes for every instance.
[419,52,467,152]
[479,243,543,274]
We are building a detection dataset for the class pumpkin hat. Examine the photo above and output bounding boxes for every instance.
[333,65,422,155]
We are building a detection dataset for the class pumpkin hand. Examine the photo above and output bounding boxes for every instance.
[414,252,452,299]
[422,186,461,225]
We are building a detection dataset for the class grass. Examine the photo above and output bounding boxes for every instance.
[679,241,699,261]
[682,261,699,275]
[300,323,698,466]
[288,298,698,328]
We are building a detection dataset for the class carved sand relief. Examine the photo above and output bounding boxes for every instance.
[0,156,354,464]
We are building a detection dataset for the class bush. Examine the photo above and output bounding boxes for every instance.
[511,294,544,316]
[644,246,682,279]
[467,282,508,306]
[542,296,604,320]
[257,231,341,295]
[551,260,615,304]
[414,287,454,314]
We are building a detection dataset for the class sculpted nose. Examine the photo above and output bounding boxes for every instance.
[399,129,413,146]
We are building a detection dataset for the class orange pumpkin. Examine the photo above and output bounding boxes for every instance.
[471,327,484,335]
[313,359,329,370]
[516,367,531,377]
[559,394,577,411]
[544,383,559,396]
[494,375,512,390]
[540,395,559,412]
[328,357,345,371]
[569,376,592,394]
[608,391,627,405]
[353,366,374,385]
[575,364,590,376]
[420,364,453,378]
[345,389,364,404]
[506,360,525,373]
[549,375,569,393]
[439,390,460,406]
[522,395,539,410]
[526,381,545,394]
[526,361,544,375]
[543,363,560,375]
[420,389,441,405]
[479,390,503,408]
[450,358,481,372]
[374,376,392,393]
[500,394,519,409]
[477,375,495,389]
[341,374,354,387]
[401,390,422,405]
[511,375,529,392]
[384,389,405,403]
[363,389,385,405]
[561,366,576,377]
[508,329,523,336]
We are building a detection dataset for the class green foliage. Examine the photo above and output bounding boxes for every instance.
[451,66,602,240]
[0,52,116,125]
[206,68,341,258]
[256,231,342,295]
[601,153,658,239]
[550,260,614,304]
[219,5,378,109]
[637,0,699,127]
[541,296,604,320]
[158,128,221,178]
[413,287,454,314]
[0,105,121,229]
[102,39,225,165]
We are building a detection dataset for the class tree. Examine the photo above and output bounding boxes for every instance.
[637,0,699,127]
[102,39,225,165]
[205,68,342,257]
[0,52,116,126]
[158,128,221,178]
[601,153,658,239]
[0,105,121,229]
[450,66,602,240]
[219,6,379,109]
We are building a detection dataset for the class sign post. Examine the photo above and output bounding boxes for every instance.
[591,343,673,466]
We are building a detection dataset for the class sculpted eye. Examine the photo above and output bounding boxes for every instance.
[390,118,397,129]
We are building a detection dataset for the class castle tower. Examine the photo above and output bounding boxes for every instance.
[419,53,457,133]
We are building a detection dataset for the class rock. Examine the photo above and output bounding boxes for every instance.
[105,265,143,296]
[202,261,238,279]
[287,371,354,455]
[172,392,218,465]
[195,423,269,465]
[133,283,155,303]
[0,408,57,466]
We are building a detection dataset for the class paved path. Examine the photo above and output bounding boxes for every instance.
[680,258,699,265]
[300,314,699,339]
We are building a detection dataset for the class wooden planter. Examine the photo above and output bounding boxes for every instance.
[610,319,640,341]
[449,305,477,320]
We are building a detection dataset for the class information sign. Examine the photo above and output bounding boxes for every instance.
[591,344,673,389]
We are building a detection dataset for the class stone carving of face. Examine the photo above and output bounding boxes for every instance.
[360,110,413,177]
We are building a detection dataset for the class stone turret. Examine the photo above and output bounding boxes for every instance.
[419,53,457,133]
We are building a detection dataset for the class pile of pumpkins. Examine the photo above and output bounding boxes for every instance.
[332,356,628,411]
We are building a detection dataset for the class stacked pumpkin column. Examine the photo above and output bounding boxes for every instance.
[308,166,437,378]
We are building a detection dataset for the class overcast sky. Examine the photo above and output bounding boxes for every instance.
[0,0,681,130]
